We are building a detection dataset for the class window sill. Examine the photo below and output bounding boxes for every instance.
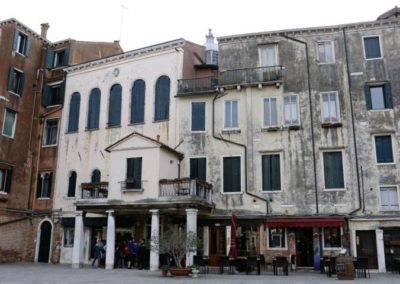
[380,209,400,212]
[129,122,145,126]
[8,91,21,97]
[122,188,144,193]
[153,119,170,123]
[376,162,396,166]
[45,104,62,109]
[64,197,76,200]
[221,191,242,195]
[222,129,241,134]
[66,131,79,134]
[0,191,9,202]
[317,61,335,65]
[261,126,280,132]
[85,128,99,132]
[1,134,15,139]
[42,144,58,148]
[364,57,383,61]
[191,130,207,134]
[323,188,346,192]
[13,50,27,58]
[368,108,392,112]
[321,122,342,128]
[284,125,301,130]
[267,247,287,250]
[261,189,283,193]
[37,197,51,200]
[106,125,121,129]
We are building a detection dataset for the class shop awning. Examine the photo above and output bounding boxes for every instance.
[266,217,345,228]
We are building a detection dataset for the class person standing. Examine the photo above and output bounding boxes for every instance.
[137,238,145,270]
[92,239,104,268]
[127,237,136,268]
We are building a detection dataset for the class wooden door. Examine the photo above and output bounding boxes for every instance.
[294,228,314,267]
[208,226,226,266]
[356,230,378,269]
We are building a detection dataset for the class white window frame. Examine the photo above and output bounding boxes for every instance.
[190,101,207,133]
[262,97,278,128]
[53,49,66,68]
[373,134,396,165]
[320,91,340,123]
[15,30,28,56]
[317,41,335,64]
[362,35,383,60]
[379,185,400,211]
[188,156,208,182]
[321,149,346,192]
[283,95,300,126]
[258,44,279,67]
[221,155,243,194]
[322,227,343,249]
[42,118,59,147]
[260,152,283,193]
[266,227,287,249]
[224,100,239,130]
[2,109,17,138]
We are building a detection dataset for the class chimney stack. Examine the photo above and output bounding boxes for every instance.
[40,23,50,39]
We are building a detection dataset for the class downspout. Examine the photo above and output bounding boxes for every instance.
[212,92,269,215]
[342,27,362,215]
[280,33,319,214]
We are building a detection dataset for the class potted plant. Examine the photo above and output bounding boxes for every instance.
[160,264,170,277]
[190,265,200,278]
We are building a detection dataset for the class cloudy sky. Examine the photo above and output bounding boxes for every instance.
[1,0,399,51]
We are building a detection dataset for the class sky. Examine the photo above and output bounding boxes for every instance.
[1,0,399,51]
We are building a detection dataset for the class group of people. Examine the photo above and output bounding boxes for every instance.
[115,237,147,269]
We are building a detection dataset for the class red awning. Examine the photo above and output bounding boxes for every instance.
[266,217,345,228]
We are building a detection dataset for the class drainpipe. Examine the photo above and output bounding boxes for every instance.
[342,27,362,215]
[212,92,269,215]
[279,33,319,214]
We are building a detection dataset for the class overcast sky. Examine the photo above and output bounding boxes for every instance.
[1,0,399,51]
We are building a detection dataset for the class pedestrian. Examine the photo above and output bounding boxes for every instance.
[127,237,136,268]
[92,239,104,268]
[137,238,145,270]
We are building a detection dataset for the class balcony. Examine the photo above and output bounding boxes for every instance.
[159,178,213,204]
[81,182,108,199]
[177,76,218,96]
[218,65,283,87]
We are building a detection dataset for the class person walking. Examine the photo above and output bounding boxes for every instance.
[127,237,136,269]
[137,238,145,270]
[92,239,104,268]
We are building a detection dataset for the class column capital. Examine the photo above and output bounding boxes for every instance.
[75,211,84,217]
[106,210,115,215]
[186,208,198,214]
[149,209,159,215]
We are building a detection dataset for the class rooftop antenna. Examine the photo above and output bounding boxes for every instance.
[119,4,129,44]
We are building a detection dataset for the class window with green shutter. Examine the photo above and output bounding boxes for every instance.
[12,29,31,56]
[154,76,170,121]
[223,156,241,193]
[191,102,206,131]
[363,36,382,59]
[364,82,392,110]
[375,135,393,164]
[67,92,80,133]
[46,48,70,68]
[323,151,344,189]
[262,154,281,191]
[131,80,145,124]
[87,88,101,130]
[42,82,65,107]
[7,67,24,96]
[108,84,122,127]
[190,158,207,181]
[2,109,17,138]
[126,158,142,189]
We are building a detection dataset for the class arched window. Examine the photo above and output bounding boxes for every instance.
[67,92,80,132]
[131,80,145,124]
[91,169,101,183]
[67,171,77,197]
[87,88,101,130]
[108,84,122,127]
[154,76,170,121]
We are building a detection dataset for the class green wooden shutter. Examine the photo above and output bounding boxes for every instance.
[60,82,66,105]
[45,50,54,69]
[375,137,384,163]
[12,30,19,51]
[18,72,24,95]
[364,84,372,110]
[190,159,198,179]
[133,158,142,189]
[25,36,32,56]
[7,67,14,91]
[223,157,232,192]
[384,82,392,108]
[36,174,42,198]
[232,157,241,192]
[198,158,206,181]
[127,158,135,179]
[42,84,51,107]
[47,173,53,198]
[271,155,281,190]
[63,48,71,66]
[5,169,13,193]
[262,155,271,191]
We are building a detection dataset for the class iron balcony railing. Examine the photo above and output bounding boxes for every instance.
[177,76,218,95]
[159,178,213,203]
[81,182,108,199]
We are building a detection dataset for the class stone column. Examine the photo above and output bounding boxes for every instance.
[376,229,386,272]
[105,210,115,270]
[186,208,198,267]
[150,209,159,271]
[72,211,84,268]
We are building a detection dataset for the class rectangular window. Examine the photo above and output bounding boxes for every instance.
[191,102,206,131]
[323,227,341,248]
[53,50,66,68]
[283,96,299,125]
[225,100,239,129]
[46,48,70,69]
[317,41,335,63]
[321,92,340,123]
[190,157,207,181]
[43,119,59,146]
[259,45,278,66]
[263,97,278,127]
[42,82,65,107]
[13,30,30,56]
[64,227,74,247]
[37,172,52,198]
[7,67,24,95]
[323,151,344,189]
[363,36,382,59]
[126,157,142,189]
[2,109,17,138]
[268,228,286,248]
[223,156,241,193]
[262,154,281,191]
[375,135,394,164]
[365,83,392,110]
[380,186,399,211]
[0,168,13,193]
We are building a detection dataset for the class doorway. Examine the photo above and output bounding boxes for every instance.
[292,228,314,267]
[356,230,378,269]
[208,226,226,266]
[38,221,52,263]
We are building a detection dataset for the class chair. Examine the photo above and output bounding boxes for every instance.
[219,255,232,274]
[246,256,258,275]
[274,256,289,276]
[193,255,208,274]
[259,254,266,271]
[355,257,370,278]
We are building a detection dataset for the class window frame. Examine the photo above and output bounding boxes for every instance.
[37,172,52,199]
[258,44,279,67]
[67,171,77,198]
[63,227,75,247]
[42,118,59,147]
[321,150,346,191]
[191,101,206,132]
[130,79,146,125]
[317,40,335,64]
[67,92,81,133]
[0,168,13,193]
[373,134,395,165]
[283,95,300,126]
[267,227,287,249]
[379,185,400,211]
[322,227,343,249]
[320,91,340,123]
[365,82,392,111]
[262,97,278,128]
[221,155,243,194]
[8,67,24,96]
[2,108,17,138]
[224,100,240,130]
[261,152,283,192]
[87,88,101,130]
[362,35,383,60]
[13,30,30,56]
[189,156,207,182]
[108,84,122,128]
[126,157,143,190]
[154,76,171,122]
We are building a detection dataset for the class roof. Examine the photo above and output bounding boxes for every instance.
[377,6,400,20]
[105,131,184,160]
[0,18,50,44]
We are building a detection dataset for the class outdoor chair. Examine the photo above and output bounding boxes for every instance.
[193,255,208,274]
[355,257,370,278]
[246,256,258,275]
[274,256,289,276]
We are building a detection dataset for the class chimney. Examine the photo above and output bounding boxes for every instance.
[156,135,160,142]
[40,23,50,39]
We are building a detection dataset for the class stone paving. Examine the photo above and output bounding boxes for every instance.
[0,263,399,284]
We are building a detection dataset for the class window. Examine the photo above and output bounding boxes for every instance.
[67,92,80,133]
[12,30,30,56]
[126,158,142,189]
[154,76,170,121]
[42,82,65,107]
[190,158,206,181]
[67,171,77,197]
[380,186,399,211]
[87,88,101,130]
[91,169,101,183]
[0,168,13,193]
[108,84,122,127]
[284,96,299,125]
[262,154,281,191]
[7,67,24,95]
[2,109,17,138]
[46,48,70,68]
[364,83,392,110]
[263,97,277,127]
[259,45,278,66]
[36,172,52,198]
[321,92,340,123]
[317,41,335,63]
[191,102,206,131]
[64,227,74,247]
[268,228,286,248]
[43,119,59,146]
[323,227,341,248]
[375,135,394,164]
[131,80,145,124]
[323,151,344,189]
[363,36,382,59]
[223,156,241,193]
[225,100,239,129]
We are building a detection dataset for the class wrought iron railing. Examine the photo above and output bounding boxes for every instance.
[218,65,283,86]
[159,178,213,203]
[81,182,108,199]
[177,76,218,95]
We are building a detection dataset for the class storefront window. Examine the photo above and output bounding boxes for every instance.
[236,226,259,255]
[268,227,286,248]
[323,227,341,248]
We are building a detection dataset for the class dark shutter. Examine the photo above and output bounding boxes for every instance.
[384,82,392,108]
[5,169,13,193]
[127,159,135,179]
[63,48,71,66]
[18,72,24,95]
[91,170,101,183]
[154,76,170,121]
[262,155,271,191]
[223,157,240,193]
[190,158,206,181]
[47,173,53,198]
[364,84,372,110]
[7,67,14,92]
[324,152,344,189]
[36,174,43,198]
[87,88,101,129]
[42,84,51,107]
[364,37,381,59]
[46,50,54,69]
[25,36,31,57]
[376,136,393,163]
[271,155,281,190]
[192,102,205,131]
[12,30,19,51]
[67,172,77,197]
[59,82,66,105]
[108,84,122,127]
[68,93,81,132]
[126,158,142,189]
[131,80,145,123]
